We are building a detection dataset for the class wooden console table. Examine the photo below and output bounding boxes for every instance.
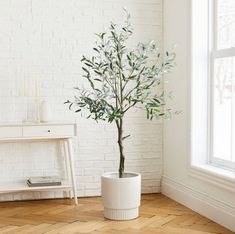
[0,122,78,205]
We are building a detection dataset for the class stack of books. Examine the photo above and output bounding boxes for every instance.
[27,176,62,187]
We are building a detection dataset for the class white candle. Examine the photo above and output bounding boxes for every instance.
[23,76,28,97]
[35,79,40,98]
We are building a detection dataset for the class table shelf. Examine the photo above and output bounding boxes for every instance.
[0,182,72,194]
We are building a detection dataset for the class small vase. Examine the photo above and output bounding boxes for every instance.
[40,100,52,122]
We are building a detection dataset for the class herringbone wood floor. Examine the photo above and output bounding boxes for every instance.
[0,194,233,234]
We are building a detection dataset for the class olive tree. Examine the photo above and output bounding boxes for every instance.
[65,12,176,178]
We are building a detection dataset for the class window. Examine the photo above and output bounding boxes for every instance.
[190,0,235,190]
[210,0,235,170]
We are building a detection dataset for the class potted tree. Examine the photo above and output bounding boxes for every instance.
[65,11,176,220]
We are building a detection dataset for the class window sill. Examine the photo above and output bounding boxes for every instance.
[189,164,235,192]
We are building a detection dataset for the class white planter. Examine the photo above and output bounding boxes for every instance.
[101,172,141,220]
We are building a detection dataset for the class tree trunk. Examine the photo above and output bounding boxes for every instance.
[117,119,125,178]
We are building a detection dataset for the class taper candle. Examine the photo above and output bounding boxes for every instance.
[35,79,40,98]
[23,76,28,96]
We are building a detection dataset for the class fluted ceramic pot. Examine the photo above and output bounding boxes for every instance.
[101,172,141,220]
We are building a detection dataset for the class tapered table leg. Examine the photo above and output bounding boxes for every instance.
[66,138,78,205]
[63,140,72,199]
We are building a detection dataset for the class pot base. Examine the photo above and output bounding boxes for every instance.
[104,207,139,220]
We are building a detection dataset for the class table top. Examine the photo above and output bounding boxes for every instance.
[0,122,76,127]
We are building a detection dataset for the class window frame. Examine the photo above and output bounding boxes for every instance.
[190,0,235,192]
[209,0,235,170]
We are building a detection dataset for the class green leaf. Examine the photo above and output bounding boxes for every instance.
[81,56,86,62]
[93,48,100,53]
[101,33,106,39]
[117,53,121,61]
[111,31,116,39]
[85,63,93,67]
[94,78,101,82]
[86,77,94,89]
[94,70,102,76]
[153,98,161,104]
[129,74,137,79]
[82,67,90,74]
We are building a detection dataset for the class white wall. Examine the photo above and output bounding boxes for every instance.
[163,0,235,231]
[0,0,163,201]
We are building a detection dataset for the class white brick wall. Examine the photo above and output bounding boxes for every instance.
[0,0,163,201]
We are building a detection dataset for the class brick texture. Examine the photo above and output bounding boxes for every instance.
[0,0,163,201]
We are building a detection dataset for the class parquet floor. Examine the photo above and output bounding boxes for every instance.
[0,194,233,234]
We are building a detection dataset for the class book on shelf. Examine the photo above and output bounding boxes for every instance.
[27,180,62,187]
[27,176,62,187]
[28,176,61,184]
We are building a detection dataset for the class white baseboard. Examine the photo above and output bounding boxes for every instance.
[161,176,235,232]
